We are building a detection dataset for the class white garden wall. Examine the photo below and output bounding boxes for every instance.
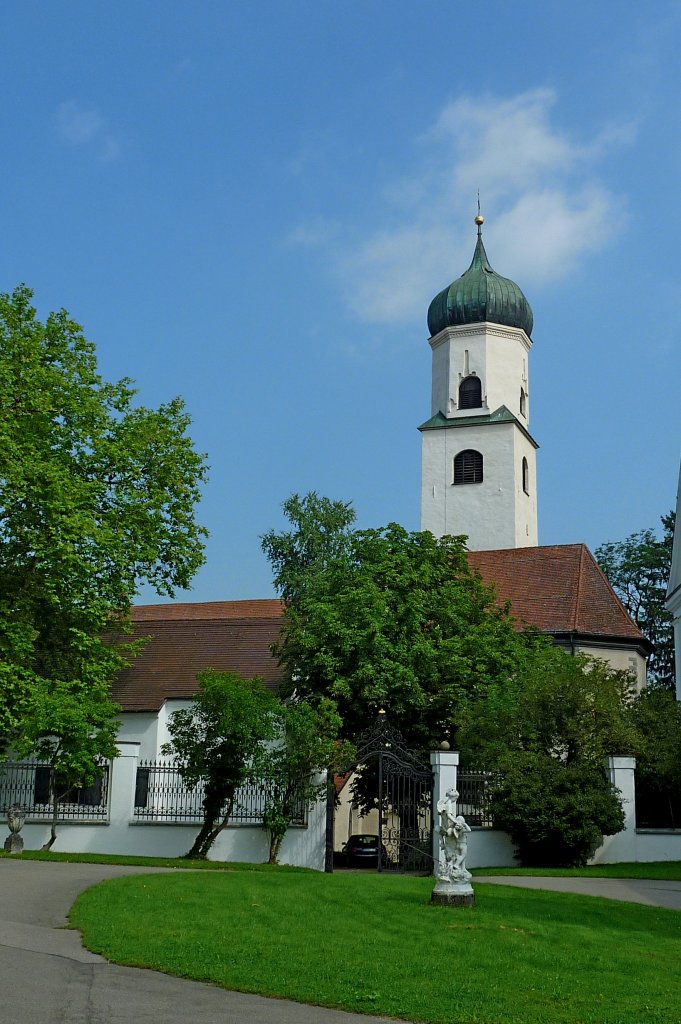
[7,741,326,870]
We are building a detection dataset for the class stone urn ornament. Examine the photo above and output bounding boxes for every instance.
[431,788,475,907]
[4,803,26,854]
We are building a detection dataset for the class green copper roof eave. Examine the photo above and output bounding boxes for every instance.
[418,405,539,450]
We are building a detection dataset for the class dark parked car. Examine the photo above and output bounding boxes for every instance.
[342,833,388,868]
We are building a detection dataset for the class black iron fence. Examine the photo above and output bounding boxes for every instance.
[457,768,495,828]
[133,759,306,826]
[0,761,110,822]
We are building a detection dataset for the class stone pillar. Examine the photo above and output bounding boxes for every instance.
[108,742,141,849]
[609,755,637,836]
[591,755,637,864]
[430,749,459,867]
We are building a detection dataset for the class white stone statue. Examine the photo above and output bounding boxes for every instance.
[430,786,474,905]
[436,787,472,883]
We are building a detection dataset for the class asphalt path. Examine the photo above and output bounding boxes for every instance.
[0,859,412,1024]
[475,874,681,910]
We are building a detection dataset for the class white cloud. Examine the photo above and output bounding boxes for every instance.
[55,101,120,162]
[290,89,634,326]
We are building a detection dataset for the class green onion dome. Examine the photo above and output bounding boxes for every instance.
[427,221,533,338]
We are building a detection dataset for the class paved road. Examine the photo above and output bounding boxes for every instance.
[0,859,411,1024]
[475,874,681,910]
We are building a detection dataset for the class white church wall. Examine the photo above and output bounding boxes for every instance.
[421,421,521,549]
[573,643,646,692]
[512,430,538,547]
[428,323,531,423]
[485,326,531,421]
[115,701,194,760]
[116,713,160,759]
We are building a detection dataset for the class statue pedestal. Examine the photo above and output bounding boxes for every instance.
[431,877,475,908]
[4,834,24,854]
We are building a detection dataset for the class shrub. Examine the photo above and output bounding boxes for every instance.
[490,754,625,867]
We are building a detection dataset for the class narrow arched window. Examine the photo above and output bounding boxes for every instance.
[522,457,529,495]
[520,388,527,417]
[453,449,483,485]
[458,375,482,410]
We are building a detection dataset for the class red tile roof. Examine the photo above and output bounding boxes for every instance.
[113,546,646,712]
[468,544,647,644]
[111,600,283,712]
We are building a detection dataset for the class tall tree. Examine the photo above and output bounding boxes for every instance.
[261,697,350,864]
[163,670,278,859]
[262,494,544,753]
[458,648,638,866]
[261,492,356,602]
[0,285,207,791]
[596,512,675,687]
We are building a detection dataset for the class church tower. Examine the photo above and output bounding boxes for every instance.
[419,215,539,549]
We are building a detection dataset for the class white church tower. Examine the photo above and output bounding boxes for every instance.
[420,215,539,550]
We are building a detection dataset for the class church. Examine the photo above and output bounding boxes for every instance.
[9,215,656,863]
[111,215,650,738]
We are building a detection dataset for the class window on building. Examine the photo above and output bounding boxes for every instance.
[453,449,483,485]
[33,767,104,807]
[458,375,482,410]
[522,457,530,495]
[520,387,527,417]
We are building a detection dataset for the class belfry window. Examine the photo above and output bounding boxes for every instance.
[453,449,483,485]
[522,457,530,495]
[458,375,482,410]
[520,387,527,417]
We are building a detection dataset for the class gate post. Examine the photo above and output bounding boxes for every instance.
[430,748,459,872]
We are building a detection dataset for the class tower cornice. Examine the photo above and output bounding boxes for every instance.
[428,322,532,355]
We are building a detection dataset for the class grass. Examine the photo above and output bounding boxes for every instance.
[0,849,305,871]
[70,868,681,1024]
[472,861,681,881]
[5,848,681,880]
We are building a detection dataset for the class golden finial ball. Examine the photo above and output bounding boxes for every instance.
[475,214,484,226]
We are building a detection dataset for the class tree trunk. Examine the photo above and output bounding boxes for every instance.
[185,789,233,859]
[268,832,283,864]
[41,770,59,851]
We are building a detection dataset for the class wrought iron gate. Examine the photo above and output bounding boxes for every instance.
[340,712,434,874]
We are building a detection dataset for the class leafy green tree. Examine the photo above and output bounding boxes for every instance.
[490,755,625,867]
[459,648,639,866]
[261,698,351,864]
[11,677,120,849]
[262,494,543,752]
[163,670,278,859]
[596,512,675,687]
[459,647,640,768]
[631,687,681,828]
[0,285,207,798]
[261,491,356,602]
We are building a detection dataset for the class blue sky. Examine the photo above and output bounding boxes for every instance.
[1,2,680,603]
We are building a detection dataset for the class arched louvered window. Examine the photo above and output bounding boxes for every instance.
[458,375,482,410]
[522,456,529,495]
[453,449,483,485]
[520,387,527,417]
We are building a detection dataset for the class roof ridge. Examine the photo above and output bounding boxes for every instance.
[571,544,588,631]
[576,545,641,634]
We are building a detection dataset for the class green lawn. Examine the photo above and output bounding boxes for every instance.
[0,849,305,870]
[71,869,681,1024]
[472,862,681,881]
[6,848,681,880]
